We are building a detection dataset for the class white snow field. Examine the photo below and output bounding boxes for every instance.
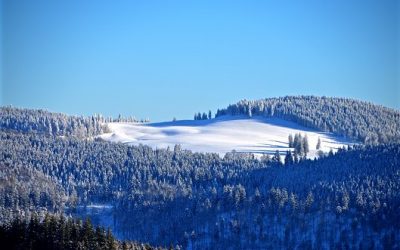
[99,116,354,158]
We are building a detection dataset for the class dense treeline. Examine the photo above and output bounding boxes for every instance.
[1,129,399,248]
[194,111,212,120]
[0,106,108,137]
[0,214,162,250]
[215,96,400,144]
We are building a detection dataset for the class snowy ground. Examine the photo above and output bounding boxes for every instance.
[99,116,354,158]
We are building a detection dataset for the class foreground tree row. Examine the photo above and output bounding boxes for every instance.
[0,214,163,250]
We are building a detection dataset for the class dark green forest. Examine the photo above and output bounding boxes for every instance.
[0,214,162,250]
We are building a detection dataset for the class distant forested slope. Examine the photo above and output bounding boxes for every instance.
[215,96,400,144]
[0,106,108,137]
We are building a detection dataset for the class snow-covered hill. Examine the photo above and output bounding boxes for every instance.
[99,116,353,158]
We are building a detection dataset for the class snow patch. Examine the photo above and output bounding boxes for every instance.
[99,116,354,158]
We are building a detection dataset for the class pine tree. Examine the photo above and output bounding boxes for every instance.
[28,214,40,249]
[293,152,299,164]
[247,102,252,117]
[82,218,95,249]
[95,226,107,249]
[122,241,129,250]
[272,150,281,164]
[305,191,314,213]
[284,151,294,166]
[288,134,294,148]
[106,228,117,250]
[302,134,309,156]
[295,134,304,155]
[316,137,322,150]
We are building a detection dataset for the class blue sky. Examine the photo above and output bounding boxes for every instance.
[1,0,399,121]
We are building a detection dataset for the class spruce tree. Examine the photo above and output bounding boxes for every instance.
[288,134,294,148]
[316,137,321,150]
[272,150,281,164]
[284,151,293,166]
[302,134,309,156]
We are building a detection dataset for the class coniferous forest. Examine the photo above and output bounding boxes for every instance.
[216,96,400,144]
[1,96,400,249]
[0,214,162,250]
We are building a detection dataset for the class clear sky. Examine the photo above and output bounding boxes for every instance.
[1,0,399,121]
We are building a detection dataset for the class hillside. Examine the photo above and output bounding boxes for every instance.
[215,96,400,144]
[99,116,353,158]
[1,129,399,249]
[1,100,400,249]
[0,106,107,137]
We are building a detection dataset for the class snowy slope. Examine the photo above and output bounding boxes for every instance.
[99,116,353,158]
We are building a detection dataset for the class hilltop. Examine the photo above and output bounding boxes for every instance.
[99,115,352,158]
